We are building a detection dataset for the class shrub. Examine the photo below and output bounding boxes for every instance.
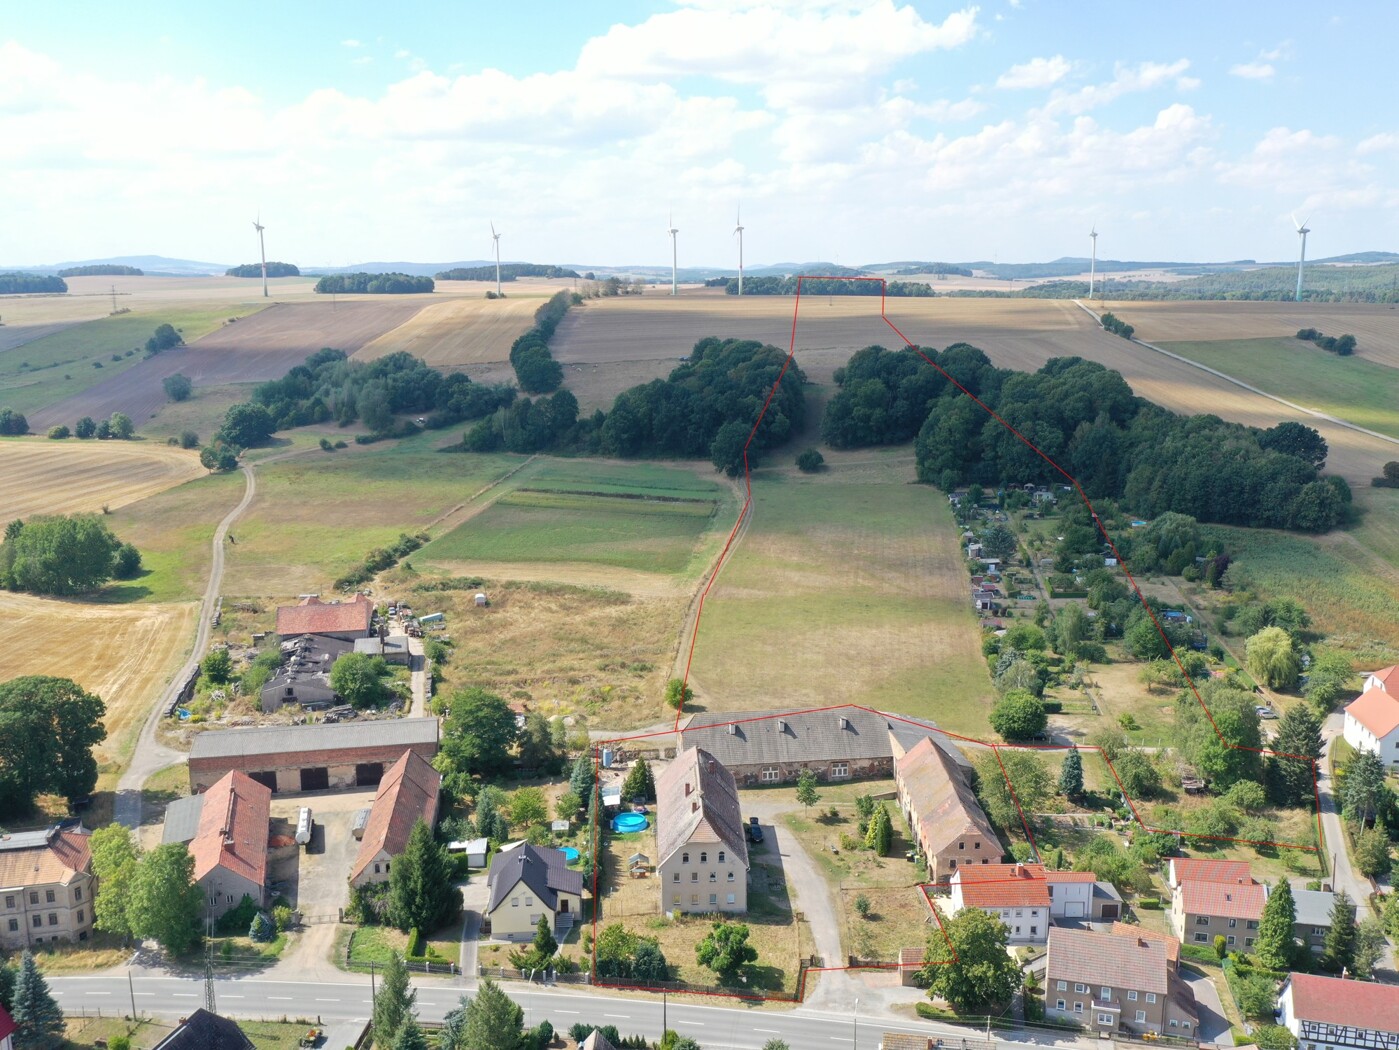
[273,905,294,932]
[249,912,275,942]
[47,425,70,439]
[179,430,199,449]
[796,448,825,472]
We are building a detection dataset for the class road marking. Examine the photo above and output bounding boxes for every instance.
[173,993,196,998]
[604,1014,630,1019]
[86,992,110,996]
[269,996,293,1001]
[556,1010,580,1014]
[315,998,340,1002]
[754,1029,780,1034]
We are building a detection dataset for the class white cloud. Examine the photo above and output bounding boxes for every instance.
[996,55,1069,90]
[1040,59,1193,115]
[341,39,362,49]
[1230,61,1274,80]
[1358,132,1399,154]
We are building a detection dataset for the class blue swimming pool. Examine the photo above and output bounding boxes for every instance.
[559,846,581,863]
[612,812,650,833]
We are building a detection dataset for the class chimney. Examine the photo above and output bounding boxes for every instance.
[778,719,788,733]
[692,800,699,813]
[727,723,738,736]
[707,759,716,774]
[685,782,692,796]
[838,716,850,730]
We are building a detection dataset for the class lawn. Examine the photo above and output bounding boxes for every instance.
[347,924,410,967]
[62,1017,321,1049]
[0,306,249,414]
[421,458,735,578]
[1160,337,1399,440]
[686,458,995,734]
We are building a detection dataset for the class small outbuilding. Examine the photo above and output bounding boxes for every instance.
[474,593,489,607]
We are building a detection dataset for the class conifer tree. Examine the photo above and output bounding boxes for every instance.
[463,978,524,1049]
[622,756,656,802]
[1322,891,1357,974]
[1254,878,1297,970]
[11,950,64,1046]
[1059,751,1084,800]
[389,818,461,933]
[372,952,416,1047]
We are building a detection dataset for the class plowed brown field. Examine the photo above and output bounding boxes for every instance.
[0,438,205,521]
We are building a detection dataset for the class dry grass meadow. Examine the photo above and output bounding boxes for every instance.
[0,437,206,521]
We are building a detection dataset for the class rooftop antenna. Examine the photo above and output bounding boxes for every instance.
[253,214,268,298]
[1292,213,1311,302]
[734,206,745,296]
[1089,227,1098,300]
[668,214,679,296]
[491,221,502,297]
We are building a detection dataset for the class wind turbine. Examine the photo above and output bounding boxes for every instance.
[734,206,745,296]
[252,215,268,298]
[490,222,502,297]
[668,214,679,296]
[1088,227,1098,300]
[1293,213,1311,302]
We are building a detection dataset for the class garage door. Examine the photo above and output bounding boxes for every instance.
[300,766,330,791]
[1064,901,1086,918]
[1100,903,1120,919]
[249,771,278,792]
[356,763,384,787]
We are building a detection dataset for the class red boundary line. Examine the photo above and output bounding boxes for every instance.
[582,276,1322,1003]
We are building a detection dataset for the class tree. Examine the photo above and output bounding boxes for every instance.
[1059,750,1084,800]
[389,819,461,933]
[200,443,239,471]
[1343,750,1388,825]
[0,675,107,817]
[923,907,1020,1013]
[709,419,749,477]
[555,790,582,823]
[74,416,97,439]
[981,523,1017,561]
[179,429,199,449]
[796,448,824,472]
[509,786,548,828]
[989,688,1047,741]
[217,402,275,448]
[112,542,141,579]
[1254,878,1297,970]
[633,939,669,981]
[1322,891,1357,973]
[695,921,758,978]
[462,978,524,1050]
[1355,824,1393,878]
[474,788,510,844]
[249,913,275,942]
[1352,916,1387,980]
[517,914,557,970]
[127,843,202,955]
[594,922,640,979]
[569,752,596,805]
[1260,421,1328,469]
[46,425,69,439]
[517,712,563,775]
[163,374,193,402]
[372,952,417,1047]
[90,825,141,940]
[442,687,519,778]
[795,768,820,810]
[392,1017,430,1050]
[202,647,232,684]
[974,750,1050,830]
[328,652,392,709]
[664,677,692,711]
[1235,972,1279,1019]
[10,951,63,1048]
[1267,705,1323,807]
[108,412,134,439]
[762,1040,792,1050]
[622,757,656,802]
[864,804,892,855]
[1050,603,1090,657]
[145,323,183,353]
[0,959,13,1013]
[1246,626,1301,690]
[0,513,126,595]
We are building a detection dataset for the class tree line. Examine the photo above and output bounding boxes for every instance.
[821,344,1347,531]
[314,272,435,294]
[1296,328,1356,355]
[508,291,571,393]
[719,276,935,296]
[0,272,67,294]
[56,264,143,277]
[436,263,579,281]
[226,262,300,278]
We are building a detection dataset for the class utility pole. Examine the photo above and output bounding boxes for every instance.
[128,970,137,1021]
[854,996,859,1049]
[110,284,118,314]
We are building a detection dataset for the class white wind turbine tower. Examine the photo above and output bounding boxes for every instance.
[668,214,679,296]
[1293,213,1311,302]
[491,222,502,297]
[253,215,269,298]
[734,206,745,295]
[1088,227,1098,300]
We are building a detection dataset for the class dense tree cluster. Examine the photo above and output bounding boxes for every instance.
[1370,461,1399,489]
[508,291,571,393]
[0,676,106,817]
[1099,312,1134,339]
[145,322,183,355]
[162,373,192,401]
[226,262,300,277]
[436,263,579,281]
[462,389,579,454]
[892,263,974,276]
[1174,681,1263,793]
[314,272,434,294]
[1,514,141,594]
[722,275,934,296]
[599,337,806,475]
[1295,328,1356,355]
[57,264,143,277]
[0,272,67,294]
[0,408,29,435]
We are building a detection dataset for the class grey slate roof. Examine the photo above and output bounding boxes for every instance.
[680,706,967,769]
[1293,888,1347,928]
[655,747,749,872]
[486,842,584,914]
[161,794,205,844]
[190,717,439,760]
[152,1009,255,1050]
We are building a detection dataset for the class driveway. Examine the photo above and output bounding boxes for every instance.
[1181,968,1230,1045]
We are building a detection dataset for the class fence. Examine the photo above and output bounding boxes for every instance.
[478,965,591,985]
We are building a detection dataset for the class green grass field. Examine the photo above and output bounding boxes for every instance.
[0,307,255,414]
[1350,486,1399,574]
[141,381,257,444]
[686,457,996,733]
[1160,337,1399,439]
[421,458,734,577]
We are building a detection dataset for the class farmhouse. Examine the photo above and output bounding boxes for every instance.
[1292,888,1355,956]
[484,842,584,941]
[187,771,272,917]
[1165,857,1252,890]
[275,593,374,641]
[259,634,353,713]
[188,718,440,793]
[1045,926,1197,1037]
[948,864,1120,944]
[349,750,442,887]
[1342,687,1399,769]
[0,825,95,950]
[151,1008,255,1050]
[1170,872,1266,950]
[895,736,999,881]
[1277,972,1399,1050]
[656,747,749,917]
[1364,665,1398,694]
[354,634,412,665]
[677,705,956,787]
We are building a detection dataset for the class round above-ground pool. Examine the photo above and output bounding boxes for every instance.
[612,812,650,833]
[558,846,581,863]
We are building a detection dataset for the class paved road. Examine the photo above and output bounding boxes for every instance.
[113,463,258,828]
[49,973,1088,1050]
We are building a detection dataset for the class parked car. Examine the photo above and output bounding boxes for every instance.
[746,816,763,844]
[1255,705,1277,719]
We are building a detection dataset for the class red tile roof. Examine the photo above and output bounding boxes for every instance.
[1045,870,1099,883]
[1369,665,1399,691]
[896,736,998,859]
[655,746,748,870]
[1345,688,1399,739]
[1285,973,1399,1033]
[1169,858,1252,886]
[190,771,271,888]
[0,1003,16,1041]
[1111,921,1180,965]
[954,863,1051,908]
[1179,878,1265,921]
[0,827,92,888]
[350,750,442,882]
[275,594,373,637]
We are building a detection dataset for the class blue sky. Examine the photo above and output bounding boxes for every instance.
[3,1,1397,267]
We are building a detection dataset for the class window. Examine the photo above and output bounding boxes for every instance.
[1195,916,1210,926]
[832,762,849,779]
[700,852,708,863]
[1015,926,1021,934]
[512,897,519,908]
[1101,987,1111,1000]
[77,909,84,923]
[1182,1022,1191,1030]
[690,895,698,905]
[1193,933,1208,943]
[726,893,736,904]
[1030,926,1038,935]
[718,851,726,863]
[1016,909,1024,918]
[3,895,11,909]
[673,873,680,883]
[1056,1000,1066,1011]
[1073,1003,1083,1014]
[227,895,234,904]
[1136,1011,1147,1024]
[958,841,965,850]
[691,872,698,883]
[709,894,717,905]
[1074,984,1087,994]
[1169,1021,1178,1029]
[524,896,534,907]
[1228,918,1237,928]
[682,852,690,864]
[1128,991,1138,1002]
[29,893,38,905]
[48,913,58,926]
[74,887,82,902]
[761,767,779,783]
[1246,938,1255,948]
[1097,1014,1115,1026]
[529,914,540,925]
[1247,920,1258,930]
[974,842,981,849]
[1057,981,1067,992]
[1226,935,1236,945]
[6,919,15,932]
[1145,994,1157,1004]
[374,863,381,874]
[727,871,735,882]
[385,861,390,871]
[672,895,680,906]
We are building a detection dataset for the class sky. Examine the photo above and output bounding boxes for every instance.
[2,0,1398,268]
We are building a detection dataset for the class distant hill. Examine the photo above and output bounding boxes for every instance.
[311,260,494,277]
[435,262,580,281]
[38,254,229,276]
[1311,251,1399,264]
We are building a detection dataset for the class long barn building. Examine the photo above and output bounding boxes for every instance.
[188,719,440,794]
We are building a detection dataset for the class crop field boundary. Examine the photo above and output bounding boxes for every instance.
[585,276,1321,1002]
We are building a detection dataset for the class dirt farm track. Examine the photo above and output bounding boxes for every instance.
[0,438,205,521]
[27,300,427,431]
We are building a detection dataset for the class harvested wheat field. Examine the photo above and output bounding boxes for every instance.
[355,294,542,366]
[0,437,205,521]
[0,591,196,770]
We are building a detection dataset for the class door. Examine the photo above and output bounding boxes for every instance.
[355,763,384,787]
[1100,903,1120,919]
[249,771,278,792]
[300,766,330,791]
